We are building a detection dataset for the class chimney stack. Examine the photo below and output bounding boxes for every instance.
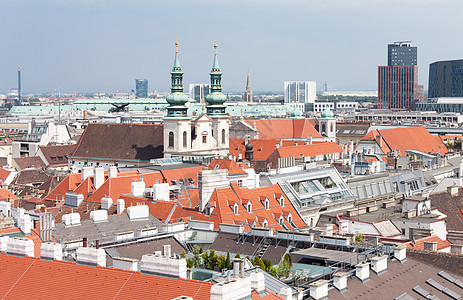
[82,165,93,182]
[116,199,125,214]
[94,166,104,190]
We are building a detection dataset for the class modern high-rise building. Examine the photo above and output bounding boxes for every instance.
[428,59,463,98]
[388,41,417,66]
[378,42,423,110]
[135,79,148,98]
[189,84,210,102]
[284,81,316,112]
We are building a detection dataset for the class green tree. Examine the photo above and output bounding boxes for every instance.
[235,253,241,259]
[202,249,219,270]
[187,245,203,268]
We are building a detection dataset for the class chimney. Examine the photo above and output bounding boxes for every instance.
[0,236,9,252]
[95,240,99,249]
[451,244,463,255]
[94,166,104,190]
[90,210,108,223]
[76,246,106,267]
[101,197,113,210]
[131,178,145,197]
[140,253,187,279]
[116,199,125,214]
[233,259,240,279]
[355,262,370,282]
[83,110,88,120]
[19,213,31,235]
[309,280,329,300]
[83,237,87,247]
[81,165,93,181]
[333,272,348,292]
[198,169,229,212]
[153,183,169,202]
[7,237,35,257]
[306,136,313,145]
[278,287,294,300]
[370,255,388,275]
[250,270,265,293]
[240,258,245,278]
[349,140,354,153]
[394,244,407,262]
[423,241,438,252]
[40,242,63,260]
[127,205,149,220]
[162,244,172,258]
[108,165,118,178]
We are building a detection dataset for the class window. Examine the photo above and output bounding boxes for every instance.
[202,135,207,144]
[234,204,238,215]
[168,131,174,148]
[183,131,187,147]
[321,123,326,133]
[279,197,284,206]
[247,203,252,213]
[221,129,226,144]
[264,199,269,210]
[288,214,292,224]
[330,123,334,133]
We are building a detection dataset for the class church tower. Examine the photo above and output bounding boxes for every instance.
[163,39,192,158]
[244,72,252,102]
[318,106,336,141]
[205,41,230,156]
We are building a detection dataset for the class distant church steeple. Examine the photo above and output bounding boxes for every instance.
[244,72,252,103]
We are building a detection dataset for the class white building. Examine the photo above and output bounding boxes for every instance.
[284,81,316,113]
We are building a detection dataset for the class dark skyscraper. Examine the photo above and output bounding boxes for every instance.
[378,42,423,110]
[388,41,417,66]
[135,79,148,98]
[428,59,463,98]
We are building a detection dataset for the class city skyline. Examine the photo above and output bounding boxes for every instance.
[1,0,463,94]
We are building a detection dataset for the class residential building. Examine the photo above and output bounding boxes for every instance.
[312,101,358,113]
[68,123,164,171]
[356,126,448,157]
[356,109,463,123]
[336,122,370,146]
[284,81,316,113]
[230,118,321,140]
[428,59,463,98]
[378,42,423,110]
[36,144,76,170]
[189,83,210,102]
[135,79,148,98]
[11,122,71,158]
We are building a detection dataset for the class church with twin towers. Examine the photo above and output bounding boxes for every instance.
[163,40,230,162]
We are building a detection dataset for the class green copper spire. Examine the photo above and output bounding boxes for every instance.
[166,38,189,117]
[205,40,226,116]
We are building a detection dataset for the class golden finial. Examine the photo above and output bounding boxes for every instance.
[18,66,20,72]
[175,37,179,53]
[214,40,217,55]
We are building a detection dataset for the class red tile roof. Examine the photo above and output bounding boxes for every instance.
[229,138,311,161]
[276,142,343,158]
[0,253,214,299]
[208,158,248,175]
[39,144,76,167]
[0,188,18,201]
[244,119,321,140]
[13,156,46,170]
[405,235,451,251]
[361,126,448,156]
[0,168,13,183]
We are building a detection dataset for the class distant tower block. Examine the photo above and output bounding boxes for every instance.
[244,72,253,102]
[18,66,21,103]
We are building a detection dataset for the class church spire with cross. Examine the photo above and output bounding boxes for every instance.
[166,38,189,117]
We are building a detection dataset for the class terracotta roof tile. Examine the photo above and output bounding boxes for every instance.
[244,118,321,140]
[208,159,247,175]
[276,142,343,158]
[405,235,451,251]
[13,156,46,170]
[39,144,76,167]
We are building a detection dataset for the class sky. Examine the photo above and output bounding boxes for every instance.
[1,0,462,94]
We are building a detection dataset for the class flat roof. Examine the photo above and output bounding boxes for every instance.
[291,248,359,265]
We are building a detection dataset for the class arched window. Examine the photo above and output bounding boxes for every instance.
[221,129,226,144]
[321,123,326,133]
[168,132,174,148]
[265,199,269,210]
[330,123,334,133]
[183,131,187,147]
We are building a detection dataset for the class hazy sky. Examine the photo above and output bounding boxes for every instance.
[1,0,462,94]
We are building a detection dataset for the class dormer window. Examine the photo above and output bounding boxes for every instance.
[247,203,252,213]
[279,216,284,225]
[262,219,268,228]
[287,213,292,224]
[264,198,269,209]
[279,197,284,207]
[234,203,239,215]
[205,206,214,216]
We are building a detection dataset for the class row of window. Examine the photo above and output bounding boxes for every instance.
[168,129,227,148]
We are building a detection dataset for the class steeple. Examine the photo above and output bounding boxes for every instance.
[205,41,227,115]
[244,71,252,102]
[166,38,189,117]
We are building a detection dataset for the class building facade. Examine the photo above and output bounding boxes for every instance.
[378,42,423,110]
[388,41,417,66]
[429,59,463,98]
[284,81,316,113]
[188,84,210,102]
[135,79,148,98]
